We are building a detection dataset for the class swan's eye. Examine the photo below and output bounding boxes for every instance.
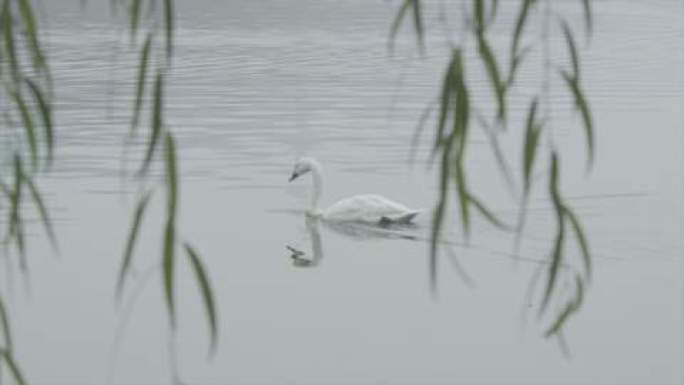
[288,171,299,182]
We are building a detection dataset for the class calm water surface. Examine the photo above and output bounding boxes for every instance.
[6,1,684,384]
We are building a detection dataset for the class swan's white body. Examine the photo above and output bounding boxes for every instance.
[289,157,420,224]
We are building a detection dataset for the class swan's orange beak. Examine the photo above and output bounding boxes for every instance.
[288,172,298,182]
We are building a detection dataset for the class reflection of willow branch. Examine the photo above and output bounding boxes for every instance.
[109,264,190,385]
[519,259,580,357]
[107,265,158,385]
[446,246,475,288]
[475,110,516,199]
[168,330,187,385]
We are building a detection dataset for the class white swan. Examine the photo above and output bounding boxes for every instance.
[288,157,420,224]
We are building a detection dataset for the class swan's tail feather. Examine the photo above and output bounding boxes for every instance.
[379,211,420,226]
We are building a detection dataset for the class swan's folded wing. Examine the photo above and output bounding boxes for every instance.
[323,194,418,223]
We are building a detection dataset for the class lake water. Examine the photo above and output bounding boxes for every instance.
[5,0,684,384]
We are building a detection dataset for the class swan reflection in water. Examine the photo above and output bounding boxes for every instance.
[286,213,419,268]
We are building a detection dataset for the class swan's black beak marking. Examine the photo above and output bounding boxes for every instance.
[288,172,298,182]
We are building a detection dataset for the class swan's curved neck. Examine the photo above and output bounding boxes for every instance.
[309,161,323,212]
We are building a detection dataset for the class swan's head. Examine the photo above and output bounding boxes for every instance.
[289,157,318,182]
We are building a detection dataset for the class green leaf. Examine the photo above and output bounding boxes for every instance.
[24,79,54,164]
[545,275,584,337]
[488,0,499,23]
[450,50,471,239]
[544,295,575,337]
[560,19,579,79]
[164,132,178,218]
[389,0,411,51]
[116,191,152,301]
[25,176,57,250]
[139,71,163,175]
[162,217,175,327]
[540,152,566,313]
[0,296,12,352]
[580,0,592,35]
[388,0,423,52]
[411,0,424,51]
[509,0,535,85]
[2,1,19,81]
[473,0,485,33]
[130,33,152,135]
[163,0,174,58]
[453,53,470,142]
[522,98,541,192]
[409,101,434,164]
[10,90,38,169]
[468,193,510,231]
[476,34,506,123]
[1,350,26,385]
[184,243,218,358]
[429,146,450,294]
[561,70,594,167]
[477,114,515,193]
[454,160,470,239]
[129,0,142,40]
[162,132,178,327]
[564,206,592,279]
[434,53,456,152]
[8,155,26,271]
[16,0,45,72]
[511,0,534,58]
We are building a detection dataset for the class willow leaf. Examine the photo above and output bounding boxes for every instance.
[429,145,451,293]
[409,101,434,164]
[411,0,424,51]
[488,0,499,23]
[162,218,175,327]
[139,72,163,175]
[25,176,57,250]
[8,155,26,270]
[25,79,53,164]
[130,33,152,135]
[389,0,423,52]
[116,191,152,301]
[2,351,26,385]
[564,206,592,279]
[163,0,173,58]
[16,0,45,71]
[522,98,541,192]
[544,296,575,337]
[545,275,584,337]
[164,133,177,218]
[434,53,456,153]
[162,132,178,326]
[468,193,510,230]
[511,0,534,59]
[561,70,594,167]
[184,243,218,357]
[389,0,411,51]
[2,1,19,81]
[581,0,592,35]
[455,161,470,239]
[0,296,12,351]
[10,91,38,169]
[560,20,579,79]
[541,153,566,313]
[477,34,506,123]
[509,0,535,85]
[129,0,142,40]
[473,0,485,33]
